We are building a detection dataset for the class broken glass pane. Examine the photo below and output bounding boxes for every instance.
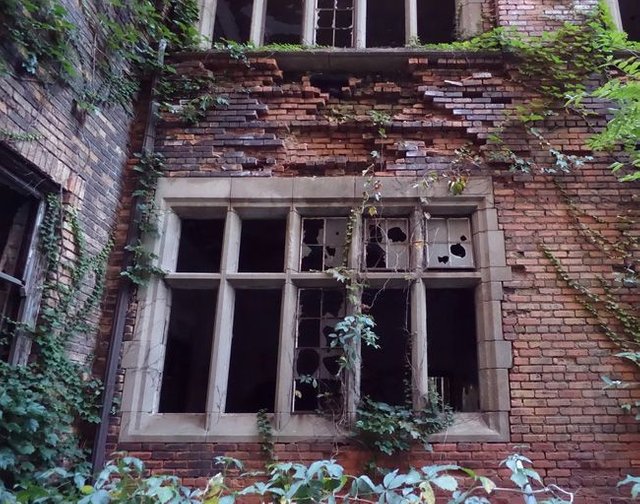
[315,0,353,47]
[425,217,474,269]
[159,289,217,413]
[265,0,303,45]
[213,0,252,43]
[294,288,345,412]
[300,218,347,271]
[363,218,410,271]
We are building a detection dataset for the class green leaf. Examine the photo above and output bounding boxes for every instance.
[430,475,458,492]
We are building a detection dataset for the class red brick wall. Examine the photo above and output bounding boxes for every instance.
[105,50,640,503]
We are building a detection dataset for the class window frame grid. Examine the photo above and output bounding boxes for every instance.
[120,176,511,442]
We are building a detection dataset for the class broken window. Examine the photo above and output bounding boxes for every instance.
[265,0,303,44]
[294,288,345,412]
[0,176,41,363]
[425,217,474,269]
[315,0,354,47]
[300,217,347,271]
[212,0,253,43]
[417,0,455,43]
[364,217,410,271]
[124,177,510,441]
[200,0,471,47]
[619,0,640,41]
[426,288,479,412]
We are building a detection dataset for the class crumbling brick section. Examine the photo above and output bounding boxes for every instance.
[103,50,640,504]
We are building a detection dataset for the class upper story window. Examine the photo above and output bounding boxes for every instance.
[119,176,512,443]
[200,0,460,49]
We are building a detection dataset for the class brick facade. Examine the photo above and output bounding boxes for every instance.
[3,0,639,501]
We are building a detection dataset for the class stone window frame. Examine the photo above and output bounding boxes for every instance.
[119,176,511,443]
[197,0,483,49]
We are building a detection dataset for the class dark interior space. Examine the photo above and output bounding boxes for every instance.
[226,289,282,413]
[367,0,405,47]
[0,182,35,278]
[360,288,411,405]
[620,0,640,41]
[417,0,456,43]
[426,288,479,411]
[238,219,286,272]
[294,288,345,412]
[159,289,217,413]
[264,0,302,44]
[213,0,252,42]
[176,219,224,272]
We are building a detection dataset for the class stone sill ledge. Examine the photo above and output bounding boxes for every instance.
[169,48,507,72]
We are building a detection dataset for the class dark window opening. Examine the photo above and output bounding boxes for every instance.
[316,0,354,47]
[213,0,252,43]
[176,219,225,273]
[366,0,405,47]
[226,289,282,413]
[264,0,303,45]
[309,73,350,97]
[361,288,411,405]
[294,288,345,412]
[159,289,217,413]
[417,0,456,43]
[426,288,478,412]
[620,0,640,41]
[238,219,286,272]
[0,180,38,362]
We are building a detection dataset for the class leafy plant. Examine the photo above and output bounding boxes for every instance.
[354,395,454,456]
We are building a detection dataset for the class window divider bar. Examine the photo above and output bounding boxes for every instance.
[302,0,315,45]
[250,0,266,46]
[405,0,417,44]
[354,0,366,48]
[197,0,217,47]
[411,279,428,408]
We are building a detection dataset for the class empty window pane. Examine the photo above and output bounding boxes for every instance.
[226,289,282,413]
[300,217,347,271]
[176,219,224,272]
[361,289,411,405]
[265,0,303,45]
[239,219,286,272]
[417,0,456,43]
[0,182,36,279]
[159,289,217,413]
[426,217,474,269]
[213,0,252,43]
[294,288,345,412]
[364,218,410,271]
[366,0,405,47]
[620,0,640,41]
[426,288,478,412]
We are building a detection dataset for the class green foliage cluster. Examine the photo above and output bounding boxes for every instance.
[0,195,110,486]
[121,152,166,286]
[0,453,575,503]
[355,397,453,456]
[0,0,201,112]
